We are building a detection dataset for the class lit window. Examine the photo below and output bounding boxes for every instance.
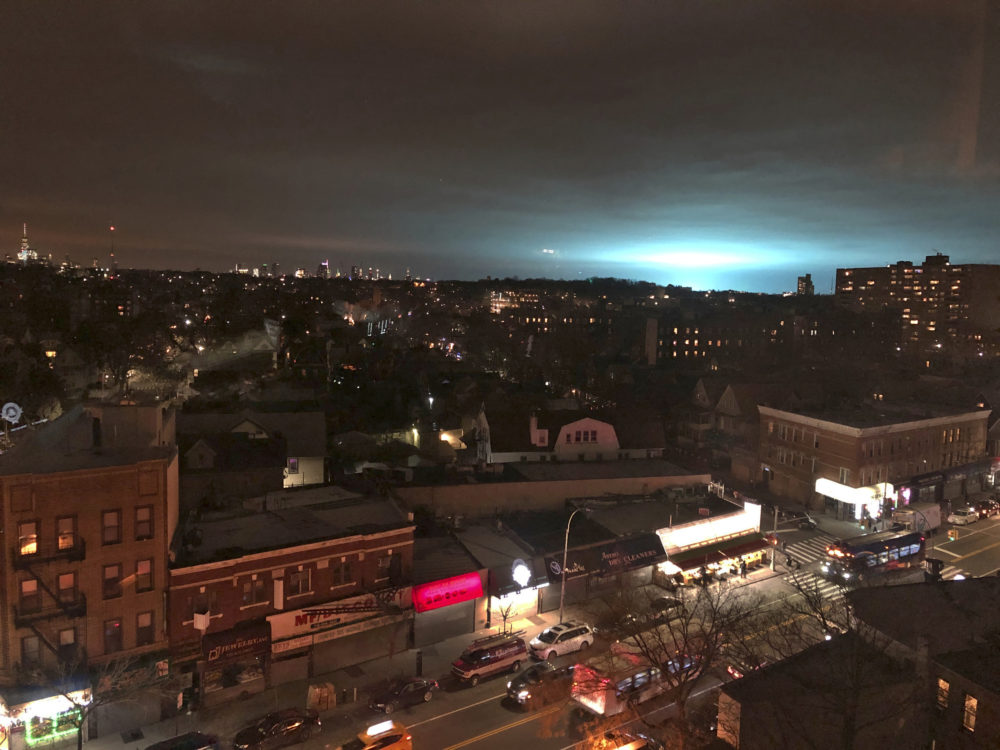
[136,559,153,592]
[135,506,153,540]
[57,517,76,550]
[963,693,978,732]
[102,510,122,545]
[936,678,950,711]
[18,521,38,556]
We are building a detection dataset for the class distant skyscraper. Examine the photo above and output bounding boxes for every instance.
[405,268,412,282]
[797,274,814,295]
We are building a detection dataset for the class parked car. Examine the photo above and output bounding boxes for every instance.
[663,653,701,677]
[529,621,593,660]
[452,632,527,686]
[947,508,979,525]
[506,662,574,708]
[368,677,438,713]
[974,498,1000,519]
[725,654,768,680]
[338,721,411,750]
[649,596,684,622]
[145,733,220,750]
[232,709,321,750]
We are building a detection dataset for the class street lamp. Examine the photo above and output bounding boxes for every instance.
[559,507,587,624]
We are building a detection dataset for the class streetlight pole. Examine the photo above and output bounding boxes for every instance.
[770,506,778,571]
[559,508,585,624]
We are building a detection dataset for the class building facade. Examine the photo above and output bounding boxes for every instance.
[758,404,990,517]
[167,491,414,708]
[0,405,178,743]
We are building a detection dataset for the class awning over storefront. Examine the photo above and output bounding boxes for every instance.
[544,533,667,584]
[202,620,270,665]
[490,558,549,597]
[667,533,770,571]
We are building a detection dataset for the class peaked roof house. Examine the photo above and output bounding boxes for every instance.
[177,410,327,489]
[477,403,664,465]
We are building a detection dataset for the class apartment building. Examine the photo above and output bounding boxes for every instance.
[758,403,990,517]
[0,403,178,741]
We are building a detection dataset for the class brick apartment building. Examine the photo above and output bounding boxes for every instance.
[758,403,990,518]
[167,486,414,708]
[0,403,178,743]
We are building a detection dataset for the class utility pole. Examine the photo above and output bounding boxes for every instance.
[770,506,779,571]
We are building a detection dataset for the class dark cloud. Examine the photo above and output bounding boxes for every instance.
[2,0,998,290]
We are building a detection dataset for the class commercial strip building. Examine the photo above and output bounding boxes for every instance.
[758,404,991,519]
[167,486,413,708]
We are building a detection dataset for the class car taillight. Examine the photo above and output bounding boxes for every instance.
[406,735,412,741]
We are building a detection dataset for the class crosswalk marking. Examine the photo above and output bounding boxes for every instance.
[785,569,845,601]
[781,534,836,566]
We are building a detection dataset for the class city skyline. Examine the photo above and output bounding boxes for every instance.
[3,0,998,292]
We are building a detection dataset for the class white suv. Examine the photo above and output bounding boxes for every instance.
[529,621,593,660]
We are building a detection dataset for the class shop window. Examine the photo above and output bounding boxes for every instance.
[135,505,153,540]
[103,564,122,599]
[104,618,123,654]
[56,516,76,550]
[963,693,978,732]
[937,678,950,711]
[18,520,38,556]
[136,559,153,592]
[21,635,41,666]
[287,568,310,596]
[102,509,121,545]
[20,578,41,613]
[136,611,154,646]
[58,572,77,604]
[242,577,267,606]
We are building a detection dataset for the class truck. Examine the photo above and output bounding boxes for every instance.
[892,502,941,534]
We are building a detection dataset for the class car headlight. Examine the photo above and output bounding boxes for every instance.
[517,689,530,700]
[507,681,512,689]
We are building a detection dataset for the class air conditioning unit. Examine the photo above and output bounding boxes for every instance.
[193,612,210,631]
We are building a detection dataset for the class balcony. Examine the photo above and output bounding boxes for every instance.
[12,537,86,571]
[14,594,87,627]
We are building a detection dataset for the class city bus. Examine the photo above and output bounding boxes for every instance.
[820,529,925,583]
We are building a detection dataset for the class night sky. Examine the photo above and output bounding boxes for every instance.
[3,1,998,292]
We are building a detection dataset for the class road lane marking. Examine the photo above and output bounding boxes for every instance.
[408,692,507,728]
[439,704,561,749]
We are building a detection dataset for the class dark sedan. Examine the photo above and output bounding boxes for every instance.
[232,708,321,750]
[975,498,1000,519]
[506,662,574,709]
[368,677,439,714]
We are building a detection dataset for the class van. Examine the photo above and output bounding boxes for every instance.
[144,733,220,750]
[452,631,528,686]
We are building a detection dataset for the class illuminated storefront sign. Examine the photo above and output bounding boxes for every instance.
[412,572,483,613]
[0,688,90,748]
[544,534,666,584]
[202,622,270,663]
[815,479,893,520]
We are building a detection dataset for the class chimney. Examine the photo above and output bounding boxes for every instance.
[92,417,102,448]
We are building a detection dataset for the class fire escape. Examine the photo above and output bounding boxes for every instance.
[13,533,88,664]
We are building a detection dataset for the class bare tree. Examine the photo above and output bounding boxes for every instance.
[718,572,926,750]
[20,654,173,750]
[582,579,767,750]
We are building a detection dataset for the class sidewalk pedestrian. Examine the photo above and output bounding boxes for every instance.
[739,559,747,578]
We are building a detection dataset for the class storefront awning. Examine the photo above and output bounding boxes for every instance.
[544,533,667,584]
[490,558,548,597]
[668,533,770,571]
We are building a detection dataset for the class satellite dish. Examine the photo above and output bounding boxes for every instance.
[2,402,23,425]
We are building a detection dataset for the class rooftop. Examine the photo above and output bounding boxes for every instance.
[173,489,411,567]
[848,577,1000,656]
[509,458,699,483]
[766,402,988,430]
[0,405,174,475]
[583,492,743,537]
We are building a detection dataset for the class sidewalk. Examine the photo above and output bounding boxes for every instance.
[84,565,784,750]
